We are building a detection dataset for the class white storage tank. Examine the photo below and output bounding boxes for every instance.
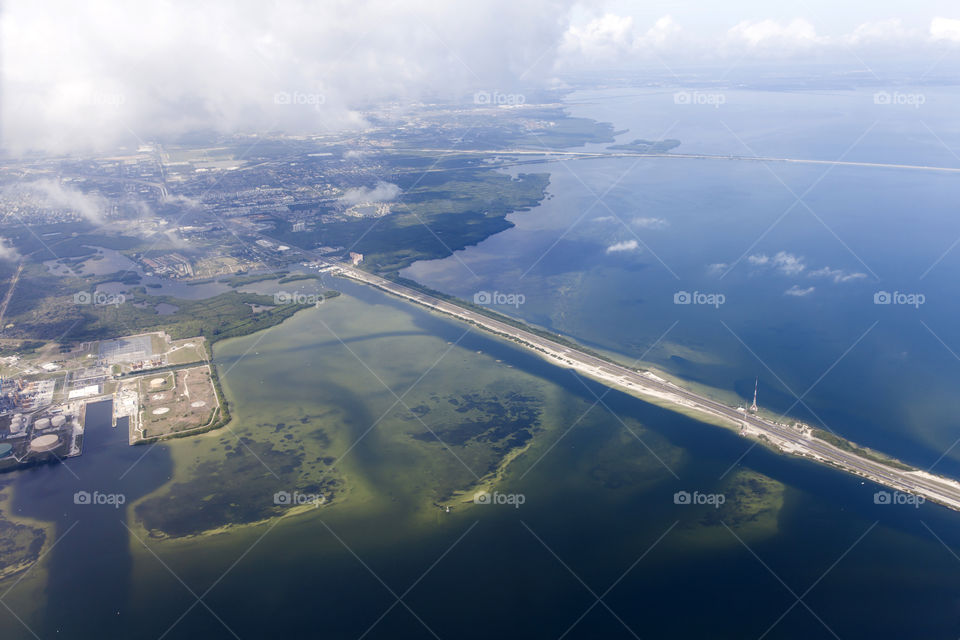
[34,418,51,430]
[51,415,67,428]
[29,434,59,453]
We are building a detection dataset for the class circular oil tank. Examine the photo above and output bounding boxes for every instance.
[51,415,67,428]
[29,434,59,453]
[34,418,51,430]
[0,443,12,459]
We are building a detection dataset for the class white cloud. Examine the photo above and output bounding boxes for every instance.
[772,251,805,275]
[0,238,21,262]
[606,239,639,253]
[808,266,867,283]
[157,229,191,249]
[164,194,202,209]
[707,262,728,275]
[8,180,108,224]
[645,15,683,47]
[785,285,815,297]
[632,216,668,229]
[747,261,866,283]
[557,14,960,69]
[1,0,577,155]
[749,251,805,275]
[931,17,960,42]
[726,19,820,51]
[561,13,637,62]
[844,19,914,45]
[340,181,402,205]
[558,14,688,66]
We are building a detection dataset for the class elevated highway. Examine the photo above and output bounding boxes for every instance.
[322,259,960,512]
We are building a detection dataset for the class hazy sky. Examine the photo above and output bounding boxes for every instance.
[583,0,960,34]
[2,1,958,156]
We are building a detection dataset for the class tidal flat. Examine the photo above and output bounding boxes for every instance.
[131,289,676,538]
[125,285,790,562]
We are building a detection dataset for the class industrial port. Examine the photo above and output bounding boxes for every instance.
[0,379,84,469]
[0,331,218,470]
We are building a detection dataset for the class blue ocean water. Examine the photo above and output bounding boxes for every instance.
[403,85,960,477]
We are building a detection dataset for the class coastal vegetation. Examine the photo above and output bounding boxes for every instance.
[223,272,289,287]
[608,138,682,153]
[811,428,914,471]
[271,171,551,273]
[5,286,335,344]
[0,485,46,580]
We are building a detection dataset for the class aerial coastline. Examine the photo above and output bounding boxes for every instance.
[325,260,960,512]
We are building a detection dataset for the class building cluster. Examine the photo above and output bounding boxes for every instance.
[344,202,391,218]
[140,253,194,278]
[0,376,82,469]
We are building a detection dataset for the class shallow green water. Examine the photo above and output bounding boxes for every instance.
[1,283,958,639]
